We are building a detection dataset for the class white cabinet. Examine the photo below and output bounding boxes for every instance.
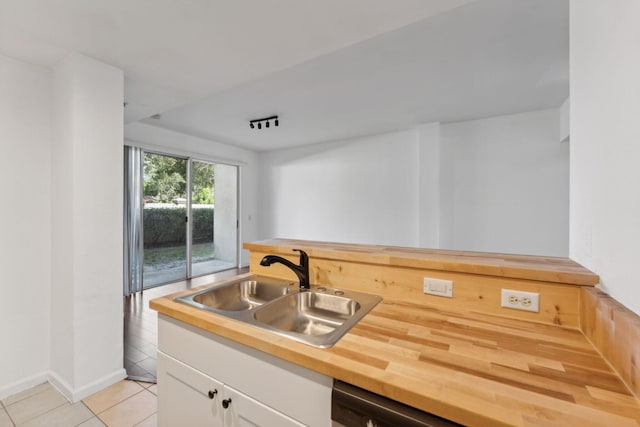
[224,384,304,427]
[158,352,304,427]
[158,352,223,426]
[157,314,332,427]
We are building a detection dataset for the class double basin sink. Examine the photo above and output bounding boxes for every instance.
[175,276,382,348]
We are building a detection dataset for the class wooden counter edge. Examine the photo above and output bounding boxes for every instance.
[243,239,599,286]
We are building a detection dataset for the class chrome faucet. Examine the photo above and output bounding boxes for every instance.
[260,249,310,289]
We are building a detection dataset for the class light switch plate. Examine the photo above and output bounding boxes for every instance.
[423,277,453,298]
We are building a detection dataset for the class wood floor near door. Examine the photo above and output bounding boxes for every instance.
[124,267,249,382]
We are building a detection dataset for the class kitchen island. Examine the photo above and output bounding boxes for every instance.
[151,239,640,426]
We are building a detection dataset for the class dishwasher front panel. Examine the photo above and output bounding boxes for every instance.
[332,380,463,427]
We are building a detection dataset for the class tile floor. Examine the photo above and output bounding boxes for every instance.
[0,380,156,427]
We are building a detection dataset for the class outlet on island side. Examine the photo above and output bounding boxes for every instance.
[423,277,453,298]
[501,289,540,312]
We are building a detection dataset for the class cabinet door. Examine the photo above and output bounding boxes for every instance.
[158,352,224,427]
[223,385,305,427]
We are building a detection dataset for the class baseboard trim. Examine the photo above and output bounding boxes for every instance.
[49,368,127,403]
[47,371,74,402]
[0,371,49,401]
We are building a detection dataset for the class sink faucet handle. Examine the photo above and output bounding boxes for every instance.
[292,249,308,266]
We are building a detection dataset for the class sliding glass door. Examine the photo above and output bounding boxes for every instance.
[132,151,239,289]
[142,153,188,288]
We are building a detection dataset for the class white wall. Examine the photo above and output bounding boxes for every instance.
[259,109,568,257]
[259,130,421,246]
[124,122,259,266]
[560,97,570,143]
[50,53,125,400]
[0,54,52,398]
[417,123,442,248]
[570,1,640,315]
[440,109,569,256]
[1,51,256,401]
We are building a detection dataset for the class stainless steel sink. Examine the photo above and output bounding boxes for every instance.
[253,288,380,348]
[175,276,382,348]
[177,277,294,312]
[254,292,358,335]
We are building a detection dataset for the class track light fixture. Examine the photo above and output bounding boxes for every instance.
[249,115,279,130]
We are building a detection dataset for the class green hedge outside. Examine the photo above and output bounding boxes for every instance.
[144,207,213,247]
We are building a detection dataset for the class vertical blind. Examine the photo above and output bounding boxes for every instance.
[123,145,144,296]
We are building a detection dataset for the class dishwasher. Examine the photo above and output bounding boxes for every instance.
[332,380,463,427]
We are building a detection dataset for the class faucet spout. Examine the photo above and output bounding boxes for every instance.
[260,249,310,289]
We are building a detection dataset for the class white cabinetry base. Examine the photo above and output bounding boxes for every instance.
[157,314,332,427]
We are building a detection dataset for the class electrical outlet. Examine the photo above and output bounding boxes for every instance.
[424,277,453,298]
[501,289,539,312]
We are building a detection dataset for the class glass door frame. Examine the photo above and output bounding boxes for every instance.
[186,158,240,279]
[186,159,193,278]
[141,149,190,289]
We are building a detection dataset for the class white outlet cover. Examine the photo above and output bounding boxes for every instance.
[500,289,539,313]
[424,277,453,298]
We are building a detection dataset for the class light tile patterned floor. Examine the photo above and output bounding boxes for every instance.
[0,380,157,427]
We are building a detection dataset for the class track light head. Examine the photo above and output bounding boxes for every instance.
[249,115,279,130]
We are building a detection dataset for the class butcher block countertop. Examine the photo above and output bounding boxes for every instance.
[244,239,600,286]
[151,273,640,427]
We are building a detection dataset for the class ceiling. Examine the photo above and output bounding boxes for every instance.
[1,0,568,152]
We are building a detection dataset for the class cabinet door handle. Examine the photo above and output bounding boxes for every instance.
[208,389,218,399]
[222,398,232,409]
